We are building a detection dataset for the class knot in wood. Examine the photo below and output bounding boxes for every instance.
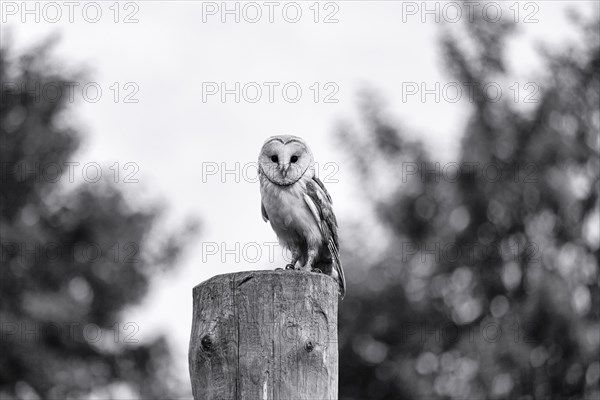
[201,334,213,352]
[304,340,315,353]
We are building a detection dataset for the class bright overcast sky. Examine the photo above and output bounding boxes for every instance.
[2,0,596,384]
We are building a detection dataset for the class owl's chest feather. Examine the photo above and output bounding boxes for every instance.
[260,178,322,247]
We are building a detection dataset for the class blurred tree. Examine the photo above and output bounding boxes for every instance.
[337,12,599,400]
[0,41,197,398]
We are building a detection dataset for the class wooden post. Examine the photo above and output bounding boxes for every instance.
[189,270,339,400]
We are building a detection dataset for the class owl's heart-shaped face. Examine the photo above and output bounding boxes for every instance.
[258,136,314,186]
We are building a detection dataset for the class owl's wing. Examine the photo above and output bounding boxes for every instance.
[312,175,332,203]
[261,202,269,222]
[303,178,346,298]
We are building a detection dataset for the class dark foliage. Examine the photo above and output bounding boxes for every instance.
[0,42,196,399]
[337,14,599,400]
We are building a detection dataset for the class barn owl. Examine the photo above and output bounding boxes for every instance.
[258,135,346,298]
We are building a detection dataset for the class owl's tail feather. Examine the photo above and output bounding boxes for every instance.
[328,239,346,299]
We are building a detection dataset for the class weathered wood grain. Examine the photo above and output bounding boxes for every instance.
[189,270,339,400]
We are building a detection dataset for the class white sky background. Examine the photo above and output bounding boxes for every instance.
[2,0,597,389]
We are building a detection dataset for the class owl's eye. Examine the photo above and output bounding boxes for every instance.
[271,155,278,163]
[290,155,298,163]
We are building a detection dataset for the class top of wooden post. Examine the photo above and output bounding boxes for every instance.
[192,269,340,297]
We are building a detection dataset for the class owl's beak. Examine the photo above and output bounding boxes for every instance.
[281,164,290,177]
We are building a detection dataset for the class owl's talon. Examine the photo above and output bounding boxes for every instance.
[285,264,295,270]
[311,268,323,274]
[275,267,283,271]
